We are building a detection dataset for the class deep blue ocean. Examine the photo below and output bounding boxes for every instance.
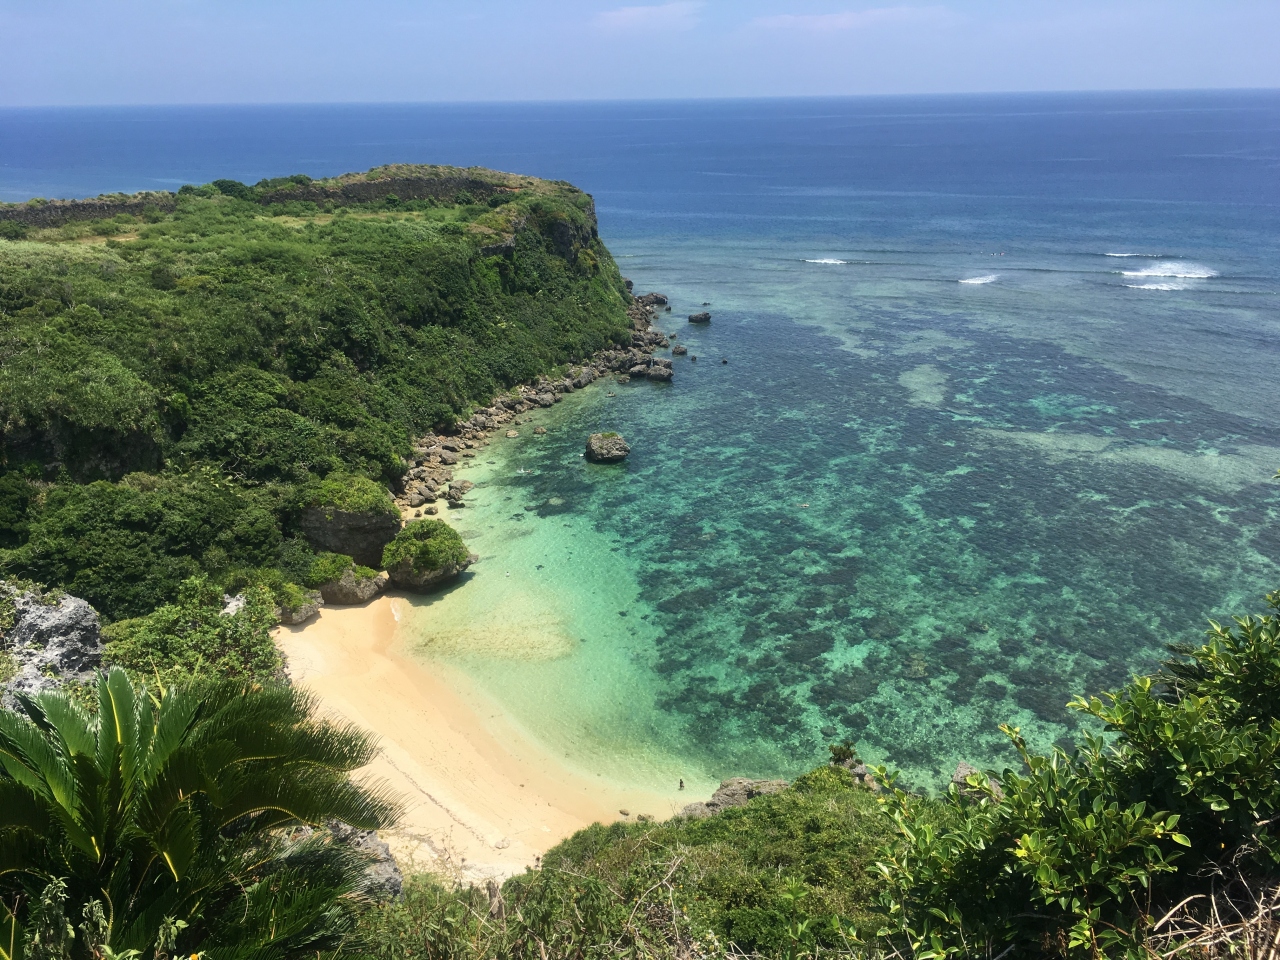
[4,93,1279,787]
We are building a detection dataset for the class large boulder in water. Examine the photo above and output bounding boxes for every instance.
[1,581,103,708]
[585,432,630,463]
[688,312,711,323]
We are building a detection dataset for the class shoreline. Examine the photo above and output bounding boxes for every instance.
[275,595,685,883]
[275,295,690,882]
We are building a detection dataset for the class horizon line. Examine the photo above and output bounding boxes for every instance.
[3,86,1279,111]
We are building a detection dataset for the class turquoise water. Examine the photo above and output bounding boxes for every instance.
[5,93,1279,789]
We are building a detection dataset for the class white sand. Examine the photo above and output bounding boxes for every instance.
[275,597,680,884]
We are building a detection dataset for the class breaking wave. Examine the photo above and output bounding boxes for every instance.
[804,258,848,264]
[1119,261,1217,279]
[959,275,999,284]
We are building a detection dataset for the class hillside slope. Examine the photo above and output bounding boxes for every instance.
[0,165,633,621]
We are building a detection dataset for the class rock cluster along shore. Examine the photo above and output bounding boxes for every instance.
[393,289,673,513]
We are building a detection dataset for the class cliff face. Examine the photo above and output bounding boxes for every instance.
[0,194,177,227]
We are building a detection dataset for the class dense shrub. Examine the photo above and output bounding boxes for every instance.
[5,471,283,620]
[303,471,400,516]
[102,574,281,684]
[381,519,469,573]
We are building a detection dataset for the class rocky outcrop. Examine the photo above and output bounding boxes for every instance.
[299,507,401,569]
[672,344,688,356]
[328,821,404,900]
[680,778,789,819]
[585,433,630,463]
[446,480,475,508]
[1,582,103,708]
[951,761,1004,802]
[320,569,390,605]
[386,553,477,591]
[276,590,322,626]
[688,312,711,323]
[0,193,177,228]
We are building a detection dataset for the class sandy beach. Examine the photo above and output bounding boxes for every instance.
[275,596,685,883]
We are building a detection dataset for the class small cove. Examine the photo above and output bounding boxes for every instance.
[6,92,1279,791]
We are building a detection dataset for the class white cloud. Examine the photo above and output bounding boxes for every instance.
[595,2,701,35]
[749,6,948,32]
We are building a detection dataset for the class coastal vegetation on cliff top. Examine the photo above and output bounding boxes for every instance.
[0,166,631,650]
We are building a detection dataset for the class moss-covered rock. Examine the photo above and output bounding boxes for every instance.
[320,565,389,605]
[382,519,475,591]
[298,473,400,568]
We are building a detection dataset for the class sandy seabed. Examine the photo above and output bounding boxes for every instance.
[275,596,680,883]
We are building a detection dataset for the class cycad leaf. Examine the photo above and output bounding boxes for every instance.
[151,801,200,882]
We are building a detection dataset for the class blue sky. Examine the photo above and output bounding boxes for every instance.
[2,1,1277,105]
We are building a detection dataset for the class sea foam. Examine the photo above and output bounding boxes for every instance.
[959,275,998,284]
[1119,261,1217,279]
[804,258,848,264]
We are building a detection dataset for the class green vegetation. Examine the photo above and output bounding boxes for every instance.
[281,543,378,589]
[351,591,1280,959]
[0,668,399,959]
[102,575,281,686]
[302,472,399,517]
[0,165,630,627]
[381,519,469,574]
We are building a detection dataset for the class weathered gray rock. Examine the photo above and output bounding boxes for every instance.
[688,312,711,323]
[672,344,688,356]
[276,590,322,626]
[585,432,630,463]
[330,821,403,900]
[320,569,390,605]
[646,366,673,382]
[446,480,475,503]
[680,778,788,819]
[299,507,401,569]
[1,583,104,707]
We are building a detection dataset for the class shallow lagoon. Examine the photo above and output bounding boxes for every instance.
[404,245,1280,789]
